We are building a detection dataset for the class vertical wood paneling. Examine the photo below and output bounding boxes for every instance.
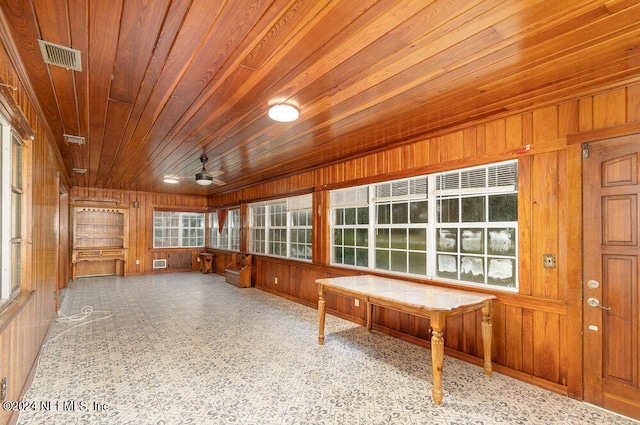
[532,106,558,142]
[504,305,523,370]
[484,119,506,153]
[593,88,626,129]
[628,83,640,121]
[531,152,560,299]
[579,96,593,131]
[533,311,560,383]
[505,115,522,150]
[522,308,535,375]
[445,130,464,161]
[462,127,477,158]
[518,156,532,296]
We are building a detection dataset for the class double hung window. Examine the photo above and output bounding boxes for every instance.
[249,194,312,260]
[329,160,518,291]
[1,117,23,302]
[153,211,205,248]
[208,208,240,251]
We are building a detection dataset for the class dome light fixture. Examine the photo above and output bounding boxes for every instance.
[163,177,179,184]
[195,156,213,186]
[268,103,299,122]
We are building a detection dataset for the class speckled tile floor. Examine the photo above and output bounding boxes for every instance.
[16,272,639,424]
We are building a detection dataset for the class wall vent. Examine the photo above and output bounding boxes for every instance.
[64,134,85,145]
[38,40,82,71]
[153,259,167,269]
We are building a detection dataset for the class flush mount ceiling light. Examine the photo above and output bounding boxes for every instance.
[268,103,299,122]
[195,156,213,186]
[163,177,179,184]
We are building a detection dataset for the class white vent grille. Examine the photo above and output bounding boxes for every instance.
[153,259,167,269]
[64,134,85,145]
[72,168,87,174]
[38,40,82,71]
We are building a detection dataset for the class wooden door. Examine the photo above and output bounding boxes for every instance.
[583,134,640,420]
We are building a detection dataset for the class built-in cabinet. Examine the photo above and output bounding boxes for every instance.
[71,204,128,280]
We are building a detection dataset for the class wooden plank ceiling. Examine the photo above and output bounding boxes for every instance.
[0,0,639,196]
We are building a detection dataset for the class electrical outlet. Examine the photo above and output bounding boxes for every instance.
[135,259,140,265]
[274,277,278,284]
[354,299,360,307]
[1,377,6,401]
[543,254,556,268]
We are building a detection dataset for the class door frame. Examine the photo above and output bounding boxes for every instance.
[567,121,640,401]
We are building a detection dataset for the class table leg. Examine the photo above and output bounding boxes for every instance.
[318,286,326,345]
[481,300,493,376]
[366,302,373,331]
[430,311,445,405]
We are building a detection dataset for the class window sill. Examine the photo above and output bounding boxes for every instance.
[0,290,35,334]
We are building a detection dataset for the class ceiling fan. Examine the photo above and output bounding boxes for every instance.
[163,155,226,186]
[193,156,225,186]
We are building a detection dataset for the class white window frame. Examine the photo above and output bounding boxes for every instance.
[208,208,240,251]
[329,160,519,292]
[248,194,312,261]
[153,210,205,248]
[0,115,22,303]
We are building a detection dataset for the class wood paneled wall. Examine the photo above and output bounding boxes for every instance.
[69,188,209,275]
[209,83,640,398]
[0,41,64,425]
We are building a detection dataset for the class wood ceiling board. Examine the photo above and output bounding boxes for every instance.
[2,0,639,195]
[105,0,213,187]
[112,0,277,188]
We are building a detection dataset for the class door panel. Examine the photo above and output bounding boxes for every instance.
[583,135,640,420]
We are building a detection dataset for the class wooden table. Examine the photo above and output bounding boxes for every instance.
[316,275,496,405]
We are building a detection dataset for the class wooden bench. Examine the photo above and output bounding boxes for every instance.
[225,253,252,288]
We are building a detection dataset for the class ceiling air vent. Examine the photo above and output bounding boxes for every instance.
[38,40,82,71]
[64,134,85,145]
[72,168,87,174]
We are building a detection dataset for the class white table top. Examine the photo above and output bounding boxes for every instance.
[317,275,495,311]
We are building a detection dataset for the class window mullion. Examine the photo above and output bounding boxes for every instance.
[427,174,437,280]
[368,188,375,270]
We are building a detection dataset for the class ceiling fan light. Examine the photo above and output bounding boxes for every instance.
[268,103,299,122]
[195,173,213,186]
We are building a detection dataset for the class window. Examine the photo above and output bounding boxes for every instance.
[249,205,265,254]
[268,203,287,256]
[433,162,518,288]
[1,115,23,302]
[290,208,312,261]
[249,194,312,260]
[331,186,369,267]
[208,208,240,251]
[373,178,428,275]
[329,160,518,291]
[153,211,205,248]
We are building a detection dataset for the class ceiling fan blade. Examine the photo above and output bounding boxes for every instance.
[206,170,224,177]
[210,178,226,186]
